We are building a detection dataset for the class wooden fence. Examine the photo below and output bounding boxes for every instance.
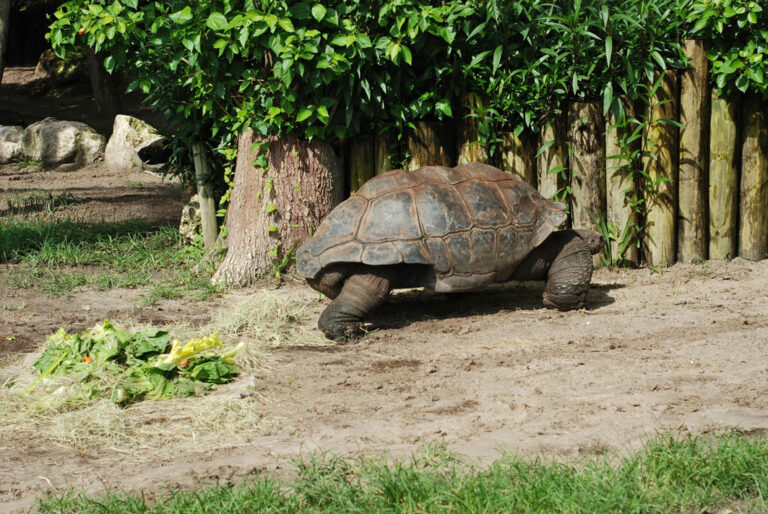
[344,40,768,267]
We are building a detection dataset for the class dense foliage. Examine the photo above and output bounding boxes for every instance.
[689,0,768,97]
[47,1,693,159]
[44,0,768,184]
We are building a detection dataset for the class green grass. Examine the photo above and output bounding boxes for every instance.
[35,432,768,513]
[0,217,222,302]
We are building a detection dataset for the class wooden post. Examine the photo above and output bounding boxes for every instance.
[605,97,639,266]
[642,70,679,268]
[374,131,395,175]
[406,121,456,171]
[191,141,219,252]
[499,130,537,187]
[457,93,487,163]
[537,115,566,201]
[739,94,768,261]
[349,135,374,193]
[568,101,606,267]
[678,39,710,263]
[709,93,740,260]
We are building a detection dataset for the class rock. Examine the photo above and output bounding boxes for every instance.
[104,115,167,170]
[179,194,202,244]
[21,118,105,167]
[0,125,24,164]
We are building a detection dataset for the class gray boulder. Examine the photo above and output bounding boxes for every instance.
[179,194,202,244]
[104,115,166,170]
[0,125,24,164]
[21,118,105,167]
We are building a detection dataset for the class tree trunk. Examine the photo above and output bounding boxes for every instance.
[406,121,456,171]
[499,130,537,187]
[348,135,374,193]
[642,70,679,268]
[605,97,640,266]
[739,94,768,261]
[457,93,487,163]
[191,142,219,252]
[213,130,344,286]
[709,93,740,260]
[0,0,10,83]
[678,39,710,263]
[568,101,606,266]
[537,115,566,201]
[86,48,122,116]
[374,131,395,175]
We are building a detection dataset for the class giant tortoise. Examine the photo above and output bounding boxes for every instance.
[297,163,604,341]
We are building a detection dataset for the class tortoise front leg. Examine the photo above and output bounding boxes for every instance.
[318,268,392,341]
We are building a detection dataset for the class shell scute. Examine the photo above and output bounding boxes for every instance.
[455,181,510,227]
[414,183,472,236]
[359,191,420,242]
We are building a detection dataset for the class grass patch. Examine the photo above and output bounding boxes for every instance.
[0,216,222,301]
[35,432,768,513]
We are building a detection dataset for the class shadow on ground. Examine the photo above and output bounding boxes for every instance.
[369,281,620,331]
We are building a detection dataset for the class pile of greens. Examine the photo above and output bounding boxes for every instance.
[29,320,243,407]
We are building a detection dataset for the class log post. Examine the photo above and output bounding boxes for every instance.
[499,130,537,187]
[406,121,456,171]
[642,70,679,268]
[709,93,740,260]
[739,94,768,260]
[678,39,710,263]
[605,97,640,266]
[349,135,374,193]
[537,115,566,201]
[374,131,395,175]
[191,141,219,252]
[568,102,606,266]
[457,93,487,163]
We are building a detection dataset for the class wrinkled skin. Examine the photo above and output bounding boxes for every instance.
[308,230,604,341]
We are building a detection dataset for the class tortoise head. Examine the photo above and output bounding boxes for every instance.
[572,229,605,255]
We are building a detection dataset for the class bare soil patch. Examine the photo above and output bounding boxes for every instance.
[2,163,768,512]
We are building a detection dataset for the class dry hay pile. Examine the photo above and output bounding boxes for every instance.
[0,289,328,455]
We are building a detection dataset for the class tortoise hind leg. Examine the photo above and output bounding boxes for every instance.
[318,269,392,341]
[542,231,594,310]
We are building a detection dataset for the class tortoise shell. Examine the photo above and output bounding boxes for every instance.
[296,163,568,292]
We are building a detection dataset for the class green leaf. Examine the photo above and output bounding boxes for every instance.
[206,12,228,31]
[435,99,452,118]
[103,55,116,73]
[400,45,412,65]
[492,45,502,76]
[265,203,278,214]
[169,6,193,25]
[605,36,613,67]
[278,18,295,32]
[296,106,313,122]
[312,4,327,22]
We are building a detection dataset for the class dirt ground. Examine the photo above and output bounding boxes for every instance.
[2,69,768,513]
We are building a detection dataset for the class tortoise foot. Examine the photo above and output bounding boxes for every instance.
[318,304,366,342]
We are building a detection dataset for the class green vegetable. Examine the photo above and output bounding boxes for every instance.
[155,333,223,365]
[29,321,242,408]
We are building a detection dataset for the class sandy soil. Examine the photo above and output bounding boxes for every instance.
[2,163,768,513]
